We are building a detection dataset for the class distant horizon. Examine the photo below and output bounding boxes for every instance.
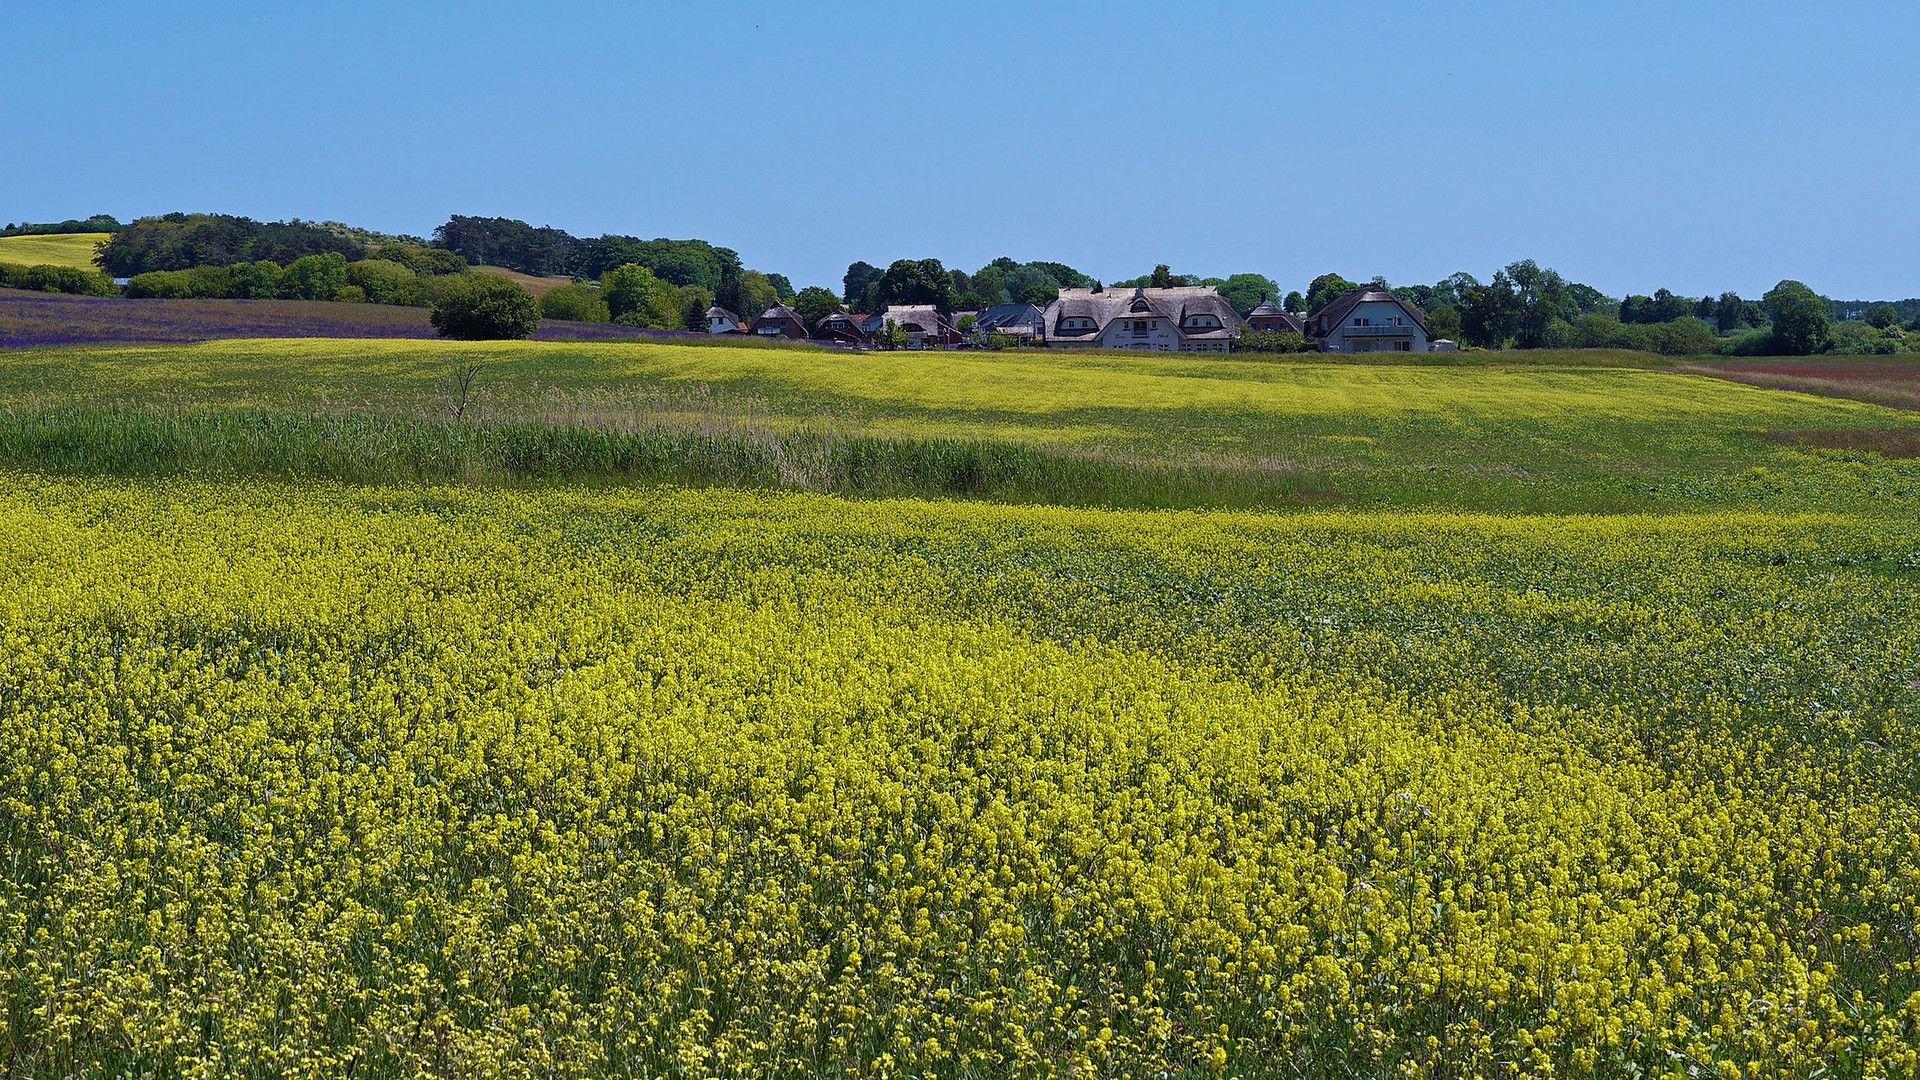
[5,1,1915,302]
[11,206,1918,309]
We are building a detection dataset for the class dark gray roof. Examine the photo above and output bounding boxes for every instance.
[706,305,743,323]
[975,303,1046,330]
[753,303,804,325]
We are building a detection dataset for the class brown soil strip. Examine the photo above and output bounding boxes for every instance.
[1758,430,1920,458]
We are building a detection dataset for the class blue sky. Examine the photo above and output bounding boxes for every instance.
[4,1,1915,300]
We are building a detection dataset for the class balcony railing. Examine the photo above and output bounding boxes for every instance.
[1342,324,1417,336]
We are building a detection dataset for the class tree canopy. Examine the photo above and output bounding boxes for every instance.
[430,275,540,340]
[1763,280,1831,355]
[792,286,843,327]
[601,264,683,329]
[874,259,956,313]
[96,214,365,276]
[1304,273,1360,315]
[842,261,884,308]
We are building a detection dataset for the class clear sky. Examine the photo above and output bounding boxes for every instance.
[4,0,1915,300]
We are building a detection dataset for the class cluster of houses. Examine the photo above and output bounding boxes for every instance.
[706,284,1458,354]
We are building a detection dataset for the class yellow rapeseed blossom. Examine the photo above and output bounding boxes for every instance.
[1,473,1915,1077]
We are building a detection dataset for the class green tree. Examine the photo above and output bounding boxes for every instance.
[227,260,285,299]
[601,263,682,329]
[125,270,194,299]
[875,258,956,312]
[279,252,349,301]
[1002,265,1062,307]
[1148,265,1174,289]
[736,271,780,320]
[1713,292,1746,333]
[1865,303,1900,329]
[538,283,611,323]
[344,259,419,306]
[793,285,843,327]
[765,273,796,302]
[1282,290,1305,311]
[842,261,884,307]
[430,275,539,340]
[1502,259,1572,349]
[1459,272,1523,348]
[677,285,715,331]
[1215,274,1280,316]
[1763,280,1830,355]
[1304,273,1359,314]
[1026,261,1091,289]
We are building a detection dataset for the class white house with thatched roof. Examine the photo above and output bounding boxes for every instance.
[1042,286,1243,352]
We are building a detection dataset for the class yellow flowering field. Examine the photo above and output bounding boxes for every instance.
[4,474,1917,1078]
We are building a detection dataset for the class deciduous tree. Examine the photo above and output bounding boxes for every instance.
[1763,280,1830,355]
[793,286,844,327]
[430,274,539,340]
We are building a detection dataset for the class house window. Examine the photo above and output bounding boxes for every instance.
[1355,317,1370,327]
[1395,341,1411,351]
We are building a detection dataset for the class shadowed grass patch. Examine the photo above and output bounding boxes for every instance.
[0,403,1337,509]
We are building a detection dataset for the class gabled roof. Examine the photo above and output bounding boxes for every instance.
[975,303,1046,330]
[870,304,953,335]
[1042,286,1244,341]
[1311,289,1430,337]
[706,305,743,323]
[752,303,805,325]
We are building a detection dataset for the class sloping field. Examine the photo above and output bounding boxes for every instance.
[4,336,1917,512]
[4,337,1920,1076]
[0,231,110,269]
[473,263,576,296]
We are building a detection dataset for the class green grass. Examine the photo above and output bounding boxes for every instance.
[3,336,1919,512]
[0,232,109,270]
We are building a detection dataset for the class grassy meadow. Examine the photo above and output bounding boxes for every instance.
[0,231,110,269]
[4,335,1920,1077]
[2,336,1917,511]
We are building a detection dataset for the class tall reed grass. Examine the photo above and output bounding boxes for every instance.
[0,401,1325,509]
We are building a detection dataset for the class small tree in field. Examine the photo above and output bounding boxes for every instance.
[431,275,539,340]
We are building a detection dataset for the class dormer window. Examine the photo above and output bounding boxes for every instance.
[1131,299,1152,312]
[1183,314,1221,329]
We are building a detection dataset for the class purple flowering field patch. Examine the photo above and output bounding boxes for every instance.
[0,289,712,347]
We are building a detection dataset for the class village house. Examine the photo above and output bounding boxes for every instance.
[1246,297,1307,335]
[811,310,869,344]
[859,305,963,348]
[1043,285,1243,352]
[1306,287,1431,353]
[970,302,1048,342]
[749,303,809,339]
[705,305,747,334]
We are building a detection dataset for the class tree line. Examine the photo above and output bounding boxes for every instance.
[0,215,123,237]
[430,216,795,320]
[1284,262,1919,357]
